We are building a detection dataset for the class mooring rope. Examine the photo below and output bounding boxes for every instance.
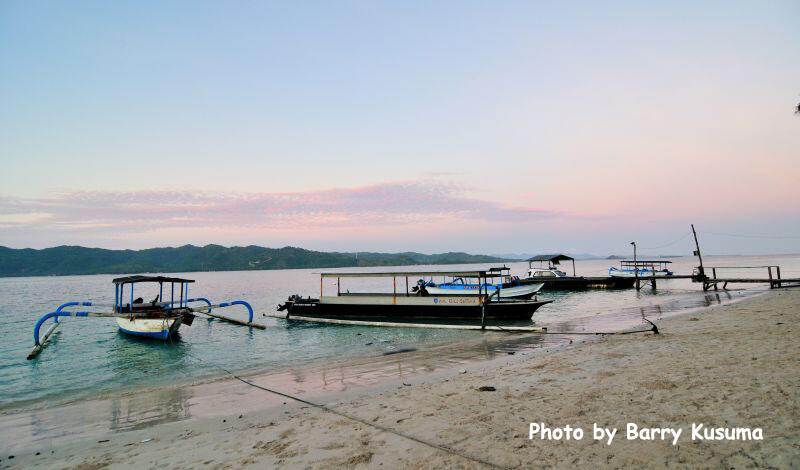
[183,350,509,469]
[493,318,659,335]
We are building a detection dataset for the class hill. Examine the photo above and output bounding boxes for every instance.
[0,245,509,277]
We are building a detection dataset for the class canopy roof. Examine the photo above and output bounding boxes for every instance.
[112,275,195,285]
[319,270,507,278]
[620,260,672,264]
[527,254,575,263]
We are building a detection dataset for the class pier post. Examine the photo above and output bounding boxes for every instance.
[480,273,486,330]
[712,268,718,291]
[768,266,773,289]
[776,266,782,288]
[631,242,640,291]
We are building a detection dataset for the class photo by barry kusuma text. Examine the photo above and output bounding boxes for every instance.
[529,423,764,446]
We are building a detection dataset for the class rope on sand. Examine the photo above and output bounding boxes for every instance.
[493,318,660,336]
[184,351,510,469]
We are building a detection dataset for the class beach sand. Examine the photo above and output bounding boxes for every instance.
[3,288,798,469]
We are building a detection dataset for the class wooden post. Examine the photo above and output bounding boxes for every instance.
[337,277,340,295]
[572,259,576,277]
[405,277,409,296]
[776,266,782,288]
[393,277,396,304]
[632,242,640,291]
[712,268,718,291]
[480,274,486,330]
[768,266,773,288]
[320,276,323,298]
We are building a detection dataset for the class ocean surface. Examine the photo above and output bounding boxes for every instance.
[1,254,797,412]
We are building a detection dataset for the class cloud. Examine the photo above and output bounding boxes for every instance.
[0,181,559,236]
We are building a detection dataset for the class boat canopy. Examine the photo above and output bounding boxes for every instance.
[112,275,195,285]
[619,260,673,269]
[619,260,672,264]
[526,254,574,263]
[526,254,576,276]
[319,270,507,278]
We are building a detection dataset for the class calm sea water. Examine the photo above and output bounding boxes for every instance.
[1,255,797,411]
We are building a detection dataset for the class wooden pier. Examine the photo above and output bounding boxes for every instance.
[700,265,800,290]
[631,225,799,291]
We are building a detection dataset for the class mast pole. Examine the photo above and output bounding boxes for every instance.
[691,224,705,278]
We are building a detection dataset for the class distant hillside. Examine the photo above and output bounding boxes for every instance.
[492,252,605,260]
[0,245,509,277]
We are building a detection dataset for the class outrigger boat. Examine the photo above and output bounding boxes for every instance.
[28,275,262,360]
[415,266,543,299]
[277,270,553,327]
[609,260,674,278]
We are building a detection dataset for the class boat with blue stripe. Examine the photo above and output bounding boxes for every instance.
[415,266,543,300]
[609,260,674,278]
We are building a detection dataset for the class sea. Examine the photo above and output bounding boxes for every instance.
[1,254,797,413]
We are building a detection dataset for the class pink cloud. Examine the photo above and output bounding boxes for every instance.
[0,181,559,235]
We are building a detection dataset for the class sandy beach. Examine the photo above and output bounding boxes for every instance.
[2,288,798,469]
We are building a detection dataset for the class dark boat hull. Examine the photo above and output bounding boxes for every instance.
[519,276,635,290]
[279,296,552,321]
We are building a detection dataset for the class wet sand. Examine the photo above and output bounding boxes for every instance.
[2,288,798,468]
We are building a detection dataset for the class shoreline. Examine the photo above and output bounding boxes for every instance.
[2,287,796,467]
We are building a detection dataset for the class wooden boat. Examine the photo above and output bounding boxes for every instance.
[112,276,196,339]
[609,260,674,278]
[28,276,261,360]
[521,254,636,289]
[278,270,552,322]
[416,266,543,299]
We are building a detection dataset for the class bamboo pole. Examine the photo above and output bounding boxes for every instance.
[199,310,266,329]
[27,322,60,360]
[189,305,265,329]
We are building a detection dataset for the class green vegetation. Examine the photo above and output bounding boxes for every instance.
[0,245,510,277]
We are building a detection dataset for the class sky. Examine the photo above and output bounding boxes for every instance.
[1,0,798,256]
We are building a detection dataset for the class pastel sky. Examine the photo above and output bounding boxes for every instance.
[1,1,798,255]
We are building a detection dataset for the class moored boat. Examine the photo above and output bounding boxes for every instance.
[520,254,636,289]
[278,270,552,322]
[417,266,543,300]
[28,276,260,360]
[112,276,196,339]
[608,260,674,278]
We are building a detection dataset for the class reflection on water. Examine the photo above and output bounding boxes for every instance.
[110,386,192,431]
[108,331,189,378]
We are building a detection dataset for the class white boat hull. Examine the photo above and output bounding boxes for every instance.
[424,283,543,299]
[116,317,182,340]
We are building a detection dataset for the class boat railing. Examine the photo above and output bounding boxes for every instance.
[160,297,213,310]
